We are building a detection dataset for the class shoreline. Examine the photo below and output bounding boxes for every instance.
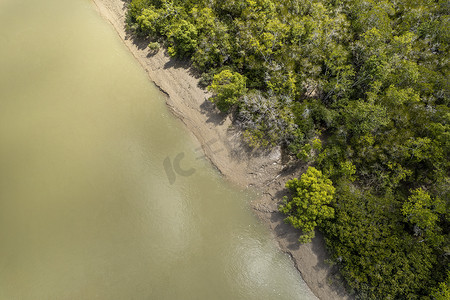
[91,0,350,299]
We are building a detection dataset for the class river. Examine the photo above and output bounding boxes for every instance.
[0,0,317,299]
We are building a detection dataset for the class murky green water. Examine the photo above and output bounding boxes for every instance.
[0,0,317,299]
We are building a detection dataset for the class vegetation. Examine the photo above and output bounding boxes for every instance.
[208,70,247,112]
[279,167,335,243]
[126,0,449,299]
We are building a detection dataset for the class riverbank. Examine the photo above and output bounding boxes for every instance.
[91,0,350,299]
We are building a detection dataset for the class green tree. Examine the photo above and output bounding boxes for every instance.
[136,7,160,36]
[167,20,198,57]
[127,0,152,24]
[323,186,438,299]
[402,188,445,242]
[431,272,450,300]
[342,100,389,136]
[207,70,247,112]
[279,167,335,243]
[190,6,232,70]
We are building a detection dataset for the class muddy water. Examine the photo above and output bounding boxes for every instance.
[0,0,317,299]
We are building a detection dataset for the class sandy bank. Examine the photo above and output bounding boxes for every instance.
[91,0,351,299]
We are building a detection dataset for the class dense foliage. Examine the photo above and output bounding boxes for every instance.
[126,0,449,298]
[280,167,335,243]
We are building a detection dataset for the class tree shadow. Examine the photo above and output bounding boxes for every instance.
[228,134,286,164]
[280,160,308,177]
[310,232,353,298]
[199,100,228,125]
[271,210,302,251]
[120,0,129,9]
[197,100,276,165]
[163,55,192,70]
[123,27,150,50]
[146,48,159,57]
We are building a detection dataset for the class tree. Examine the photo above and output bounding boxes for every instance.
[127,0,152,24]
[136,7,160,36]
[431,272,450,300]
[279,167,335,243]
[207,70,247,112]
[402,188,445,242]
[238,93,297,148]
[167,20,198,57]
[323,186,438,299]
[342,100,389,136]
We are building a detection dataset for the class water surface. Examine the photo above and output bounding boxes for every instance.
[0,0,317,299]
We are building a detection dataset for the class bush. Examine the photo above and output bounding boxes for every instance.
[238,93,297,148]
[207,70,247,112]
[148,42,160,52]
[167,20,198,57]
[279,167,335,243]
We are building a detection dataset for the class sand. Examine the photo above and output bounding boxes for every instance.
[91,1,351,299]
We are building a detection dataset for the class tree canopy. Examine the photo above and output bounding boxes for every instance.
[280,167,335,243]
[207,70,247,112]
